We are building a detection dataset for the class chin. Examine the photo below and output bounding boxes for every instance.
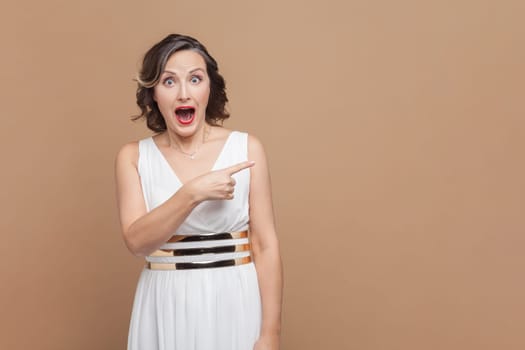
[170,119,204,137]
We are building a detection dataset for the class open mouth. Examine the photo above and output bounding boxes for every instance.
[175,106,196,125]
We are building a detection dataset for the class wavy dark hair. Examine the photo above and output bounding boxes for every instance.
[132,34,229,132]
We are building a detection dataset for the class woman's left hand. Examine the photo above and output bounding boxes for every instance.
[253,334,280,350]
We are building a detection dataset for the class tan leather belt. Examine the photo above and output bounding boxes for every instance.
[147,256,252,270]
[165,230,248,243]
[150,243,251,257]
[146,231,252,270]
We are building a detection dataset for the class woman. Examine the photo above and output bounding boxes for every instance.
[115,34,283,350]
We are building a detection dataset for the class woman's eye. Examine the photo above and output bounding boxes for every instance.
[164,78,175,86]
[191,76,202,84]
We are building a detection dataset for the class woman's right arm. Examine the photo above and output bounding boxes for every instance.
[114,142,255,257]
[114,142,199,256]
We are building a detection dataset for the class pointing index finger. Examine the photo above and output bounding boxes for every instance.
[224,161,255,175]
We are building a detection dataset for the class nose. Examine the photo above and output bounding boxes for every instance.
[177,81,190,102]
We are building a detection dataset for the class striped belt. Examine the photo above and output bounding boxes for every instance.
[145,231,252,270]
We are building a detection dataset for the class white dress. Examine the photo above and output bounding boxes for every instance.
[127,131,262,350]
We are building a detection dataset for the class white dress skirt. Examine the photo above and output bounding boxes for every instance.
[127,131,262,350]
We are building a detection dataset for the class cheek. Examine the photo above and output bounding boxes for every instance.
[153,97,174,120]
[153,90,171,109]
[197,85,211,104]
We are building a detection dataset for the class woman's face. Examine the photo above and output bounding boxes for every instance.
[154,49,211,137]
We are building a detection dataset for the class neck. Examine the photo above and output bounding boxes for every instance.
[167,124,210,153]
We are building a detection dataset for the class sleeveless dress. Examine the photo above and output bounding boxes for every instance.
[127,131,262,350]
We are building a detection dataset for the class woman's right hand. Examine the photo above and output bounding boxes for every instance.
[183,160,255,203]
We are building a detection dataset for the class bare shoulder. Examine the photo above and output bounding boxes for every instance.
[115,141,140,168]
[247,133,267,159]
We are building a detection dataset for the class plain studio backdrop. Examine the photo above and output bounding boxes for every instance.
[1,1,524,349]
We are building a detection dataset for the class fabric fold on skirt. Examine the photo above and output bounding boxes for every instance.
[127,262,261,350]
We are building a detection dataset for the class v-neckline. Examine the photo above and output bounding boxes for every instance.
[150,131,236,185]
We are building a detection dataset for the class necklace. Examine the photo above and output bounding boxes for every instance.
[169,125,211,159]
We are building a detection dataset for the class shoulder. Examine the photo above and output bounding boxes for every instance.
[246,134,273,194]
[247,133,265,154]
[115,140,140,168]
[246,133,268,163]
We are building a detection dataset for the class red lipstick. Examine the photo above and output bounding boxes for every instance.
[174,106,196,125]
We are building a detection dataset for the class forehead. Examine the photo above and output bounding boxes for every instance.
[164,50,207,73]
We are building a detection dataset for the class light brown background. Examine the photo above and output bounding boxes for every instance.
[1,0,524,349]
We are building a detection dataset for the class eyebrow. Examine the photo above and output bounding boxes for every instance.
[162,68,205,75]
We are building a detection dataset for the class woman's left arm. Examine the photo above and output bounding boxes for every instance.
[248,134,283,350]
